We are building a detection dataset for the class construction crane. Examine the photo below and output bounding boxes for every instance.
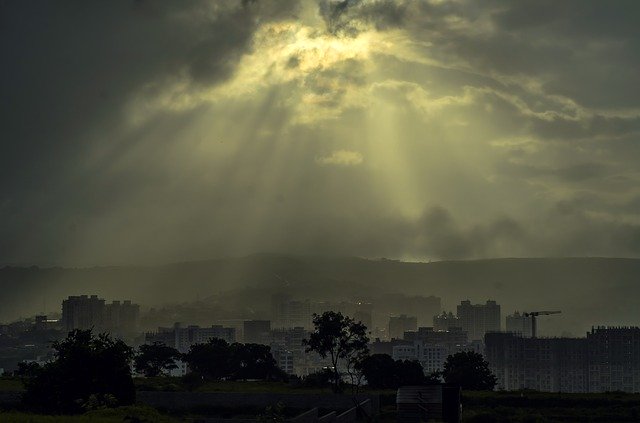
[523,310,561,338]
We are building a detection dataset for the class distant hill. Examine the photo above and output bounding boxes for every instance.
[1,254,639,336]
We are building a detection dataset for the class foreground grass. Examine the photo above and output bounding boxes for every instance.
[0,405,179,422]
[462,391,640,422]
[6,379,640,422]
[134,377,332,394]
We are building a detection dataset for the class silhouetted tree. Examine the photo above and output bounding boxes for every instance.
[395,359,426,386]
[359,353,396,389]
[22,329,135,414]
[134,341,182,377]
[441,351,497,391]
[229,343,286,381]
[183,339,286,382]
[425,370,442,384]
[360,354,437,389]
[183,338,231,381]
[303,311,369,393]
[14,361,41,379]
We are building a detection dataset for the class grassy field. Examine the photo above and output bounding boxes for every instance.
[134,376,333,393]
[0,405,179,422]
[4,378,640,422]
[461,391,640,422]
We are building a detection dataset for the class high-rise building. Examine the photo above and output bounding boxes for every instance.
[353,302,373,331]
[61,295,106,332]
[433,311,461,332]
[506,311,533,338]
[486,332,589,392]
[61,295,140,335]
[104,300,140,335]
[268,326,330,376]
[389,314,418,340]
[243,320,271,344]
[485,327,640,393]
[272,294,311,329]
[587,326,640,393]
[456,300,501,341]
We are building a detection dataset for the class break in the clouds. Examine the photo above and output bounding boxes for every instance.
[1,0,640,265]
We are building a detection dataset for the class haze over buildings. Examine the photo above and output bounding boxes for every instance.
[2,0,640,401]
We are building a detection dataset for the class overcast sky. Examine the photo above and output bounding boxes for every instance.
[2,0,640,266]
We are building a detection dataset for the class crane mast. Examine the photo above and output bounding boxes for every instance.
[523,310,561,338]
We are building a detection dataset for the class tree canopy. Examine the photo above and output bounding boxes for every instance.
[359,353,439,389]
[303,311,369,392]
[442,350,497,391]
[183,338,285,381]
[22,329,135,414]
[134,341,182,377]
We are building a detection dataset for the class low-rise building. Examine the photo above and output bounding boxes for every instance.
[392,341,448,374]
[145,322,236,353]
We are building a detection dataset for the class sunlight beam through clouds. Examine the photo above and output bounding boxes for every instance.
[2,0,640,265]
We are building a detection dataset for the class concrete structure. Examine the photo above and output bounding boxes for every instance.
[104,300,140,335]
[212,319,245,342]
[272,349,295,375]
[62,295,106,331]
[389,315,418,340]
[352,302,373,330]
[433,311,461,332]
[145,322,236,353]
[392,341,449,374]
[485,327,640,393]
[506,311,533,338]
[244,320,271,344]
[485,332,588,392]
[369,338,411,356]
[34,315,60,331]
[268,326,329,376]
[404,327,469,355]
[272,294,312,329]
[61,295,139,335]
[587,326,640,393]
[392,344,418,362]
[457,300,501,341]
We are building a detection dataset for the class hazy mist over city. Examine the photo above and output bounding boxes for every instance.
[2,0,640,356]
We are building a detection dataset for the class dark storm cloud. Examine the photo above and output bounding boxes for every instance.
[0,0,299,264]
[318,0,406,35]
[497,161,610,183]
[1,0,640,265]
